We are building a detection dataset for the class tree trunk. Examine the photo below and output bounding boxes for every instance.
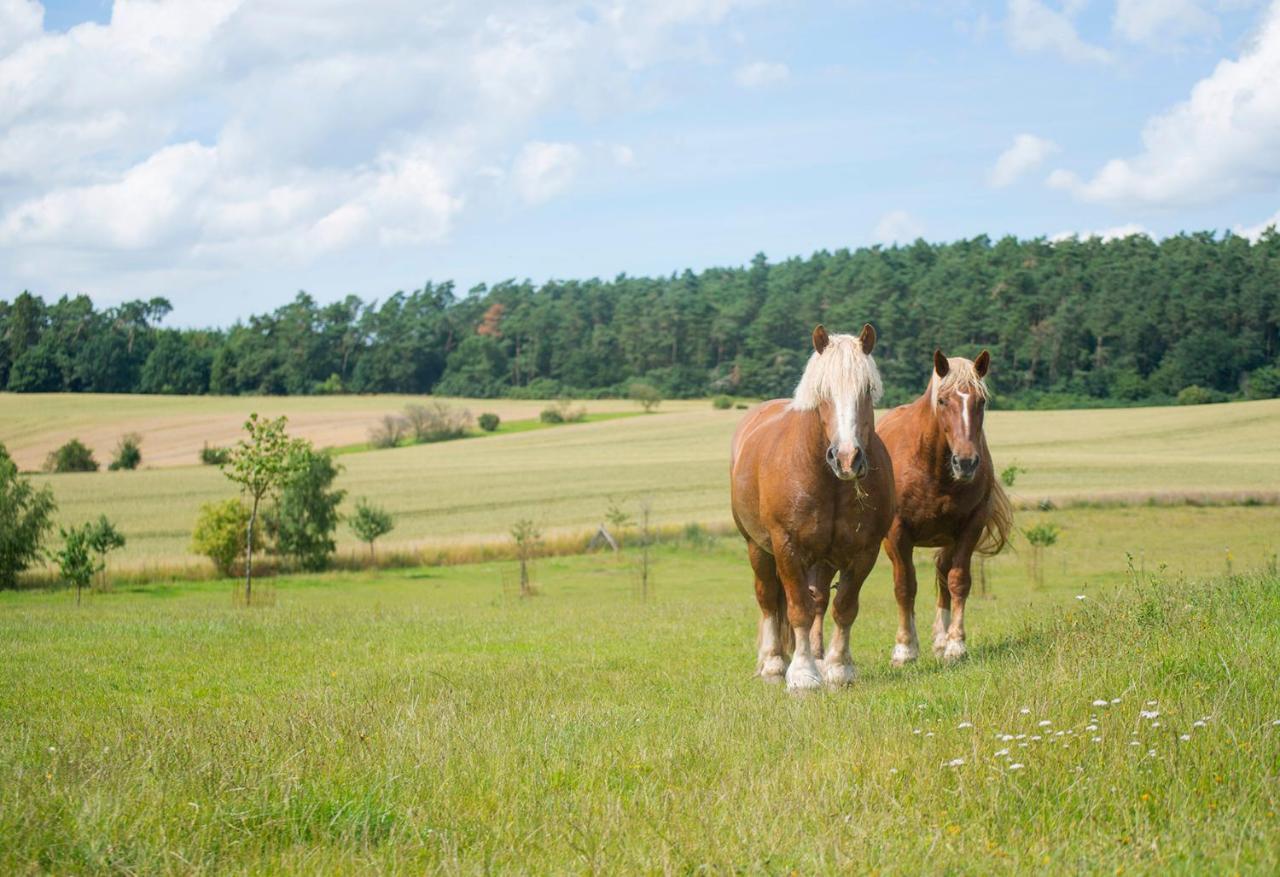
[245,497,258,604]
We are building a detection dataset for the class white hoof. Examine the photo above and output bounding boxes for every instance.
[823,660,856,688]
[942,640,968,663]
[785,658,823,691]
[932,636,949,657]
[759,655,787,682]
[890,643,919,667]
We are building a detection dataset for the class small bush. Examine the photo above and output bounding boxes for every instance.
[369,414,409,449]
[540,398,585,424]
[267,449,345,572]
[1176,385,1216,405]
[540,406,564,424]
[55,523,97,604]
[108,433,142,471]
[735,403,748,410]
[44,438,98,473]
[315,373,344,395]
[192,499,259,577]
[404,402,472,443]
[1246,365,1280,400]
[712,395,733,410]
[478,412,501,432]
[1000,463,1025,488]
[200,443,231,466]
[629,382,662,412]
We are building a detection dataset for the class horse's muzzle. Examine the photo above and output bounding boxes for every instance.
[951,455,980,482]
[827,445,868,481]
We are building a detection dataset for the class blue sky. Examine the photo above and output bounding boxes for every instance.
[2,0,1279,325]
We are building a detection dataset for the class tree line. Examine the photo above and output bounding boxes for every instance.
[3,230,1278,407]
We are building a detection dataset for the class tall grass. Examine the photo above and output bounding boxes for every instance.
[1,541,1277,873]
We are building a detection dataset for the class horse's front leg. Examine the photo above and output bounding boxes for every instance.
[772,540,823,691]
[823,550,877,687]
[808,565,835,672]
[884,523,920,666]
[940,525,983,662]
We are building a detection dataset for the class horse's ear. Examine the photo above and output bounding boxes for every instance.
[858,323,876,354]
[812,325,830,355]
[933,349,950,378]
[974,349,991,378]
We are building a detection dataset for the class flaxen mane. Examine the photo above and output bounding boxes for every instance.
[789,333,883,411]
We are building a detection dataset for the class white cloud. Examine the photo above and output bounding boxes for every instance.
[0,0,42,55]
[988,133,1058,187]
[1050,1,1280,207]
[512,141,582,204]
[733,60,789,88]
[873,209,924,245]
[1113,0,1219,46]
[1049,223,1152,242]
[1006,0,1111,64]
[0,0,762,289]
[1234,209,1280,239]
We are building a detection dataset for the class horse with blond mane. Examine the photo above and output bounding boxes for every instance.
[877,350,1012,665]
[730,325,896,690]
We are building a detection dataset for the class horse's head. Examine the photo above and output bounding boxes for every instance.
[930,349,991,483]
[792,323,882,481]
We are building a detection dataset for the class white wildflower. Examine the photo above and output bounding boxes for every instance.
[1092,699,1109,707]
[1020,707,1031,714]
[1009,763,1025,771]
[1038,720,1051,727]
[995,748,1010,756]
[945,757,965,768]
[958,721,973,729]
[1192,720,1206,728]
[1179,734,1191,741]
[1075,595,1086,601]
[1086,724,1098,731]
[1140,710,1159,720]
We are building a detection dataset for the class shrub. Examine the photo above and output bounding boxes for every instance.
[369,414,409,449]
[735,403,748,410]
[200,443,231,465]
[108,433,142,471]
[630,382,662,412]
[0,443,57,588]
[192,498,259,577]
[1000,463,1026,488]
[540,399,584,424]
[44,438,98,473]
[712,395,733,410]
[315,373,344,395]
[267,449,345,572]
[404,402,472,443]
[350,498,395,561]
[1246,365,1280,400]
[1176,385,1216,405]
[478,412,501,432]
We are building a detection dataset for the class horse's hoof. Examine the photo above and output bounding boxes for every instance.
[890,643,919,667]
[785,660,823,691]
[932,637,949,657]
[823,661,857,688]
[942,640,968,663]
[759,655,787,682]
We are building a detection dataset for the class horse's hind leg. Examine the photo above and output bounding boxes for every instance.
[772,540,823,691]
[824,550,878,687]
[884,523,920,666]
[748,541,789,682]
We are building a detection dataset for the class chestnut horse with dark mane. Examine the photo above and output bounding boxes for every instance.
[731,325,896,690]
[877,350,1012,665]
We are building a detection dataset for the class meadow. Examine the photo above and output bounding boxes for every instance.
[2,504,1278,873]
[5,394,1279,571]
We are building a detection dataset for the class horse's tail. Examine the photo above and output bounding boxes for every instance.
[976,476,1013,556]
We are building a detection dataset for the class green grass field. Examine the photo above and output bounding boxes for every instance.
[9,396,1280,570]
[3,505,1278,873]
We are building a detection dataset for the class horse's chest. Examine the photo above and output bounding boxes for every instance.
[902,484,981,545]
